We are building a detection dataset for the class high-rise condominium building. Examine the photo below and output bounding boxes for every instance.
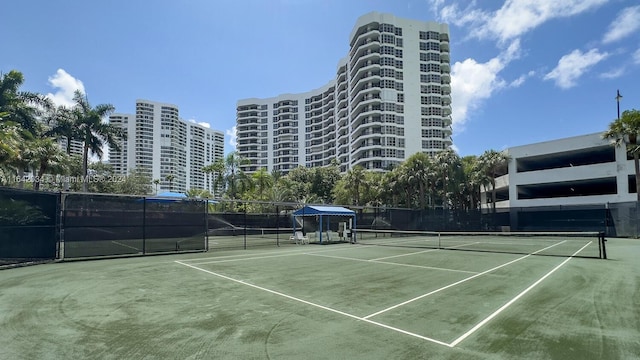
[109,100,224,194]
[236,12,451,174]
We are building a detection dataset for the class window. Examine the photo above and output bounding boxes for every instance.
[421,84,442,94]
[380,23,394,33]
[381,45,395,55]
[397,93,404,103]
[419,31,441,40]
[381,34,395,44]
[421,107,442,116]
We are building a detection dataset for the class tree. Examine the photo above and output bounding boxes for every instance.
[152,179,161,194]
[401,153,433,209]
[31,138,69,191]
[44,105,78,154]
[251,168,274,201]
[477,150,510,212]
[202,159,225,197]
[603,109,640,201]
[71,90,125,192]
[222,152,250,199]
[186,188,212,199]
[165,174,176,192]
[336,166,367,206]
[0,117,20,180]
[115,168,152,195]
[0,70,51,135]
[433,149,461,210]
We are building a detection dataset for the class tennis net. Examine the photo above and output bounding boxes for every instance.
[355,229,606,259]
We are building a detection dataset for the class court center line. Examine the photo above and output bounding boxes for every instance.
[174,260,452,347]
[370,248,439,261]
[362,240,567,320]
[306,252,479,274]
[368,241,482,261]
[449,241,591,347]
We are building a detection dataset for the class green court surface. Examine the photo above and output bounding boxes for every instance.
[1,238,639,359]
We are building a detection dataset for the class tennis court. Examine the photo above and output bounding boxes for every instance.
[1,234,638,359]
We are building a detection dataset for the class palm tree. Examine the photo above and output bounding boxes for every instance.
[0,116,19,163]
[223,152,250,199]
[31,138,69,191]
[44,105,78,154]
[348,166,367,206]
[152,179,161,194]
[477,150,510,213]
[603,109,640,201]
[70,90,125,192]
[202,159,226,197]
[401,153,432,208]
[433,149,461,210]
[0,70,51,135]
[251,168,273,201]
[165,174,176,192]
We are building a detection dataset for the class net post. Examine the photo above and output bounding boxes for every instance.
[599,232,607,259]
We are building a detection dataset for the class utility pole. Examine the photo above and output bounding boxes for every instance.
[616,89,622,120]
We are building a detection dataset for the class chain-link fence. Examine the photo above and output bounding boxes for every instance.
[62,193,207,259]
[2,186,638,267]
[0,187,60,267]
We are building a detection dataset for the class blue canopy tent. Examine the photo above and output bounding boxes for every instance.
[292,205,356,244]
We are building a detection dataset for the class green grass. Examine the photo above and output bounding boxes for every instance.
[0,238,638,359]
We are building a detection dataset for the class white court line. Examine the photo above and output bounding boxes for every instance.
[370,241,482,261]
[306,252,478,274]
[362,240,567,319]
[371,248,439,261]
[178,244,357,264]
[111,241,141,251]
[449,241,591,347]
[191,252,307,265]
[174,260,452,347]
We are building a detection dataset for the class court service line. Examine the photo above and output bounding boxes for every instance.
[362,240,567,320]
[111,241,141,252]
[180,244,358,264]
[174,260,452,347]
[306,252,478,274]
[449,242,591,347]
[370,248,439,261]
[371,241,487,261]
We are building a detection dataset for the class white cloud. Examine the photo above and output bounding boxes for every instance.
[633,48,640,64]
[544,49,608,89]
[45,69,84,107]
[599,67,625,79]
[226,126,237,149]
[509,70,536,88]
[603,6,640,44]
[187,119,211,129]
[451,40,521,132]
[433,0,608,42]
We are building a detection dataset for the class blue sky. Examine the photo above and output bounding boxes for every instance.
[3,0,639,157]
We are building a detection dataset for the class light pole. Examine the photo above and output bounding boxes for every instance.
[616,89,623,120]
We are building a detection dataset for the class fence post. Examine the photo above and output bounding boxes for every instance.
[58,192,65,260]
[142,197,146,255]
